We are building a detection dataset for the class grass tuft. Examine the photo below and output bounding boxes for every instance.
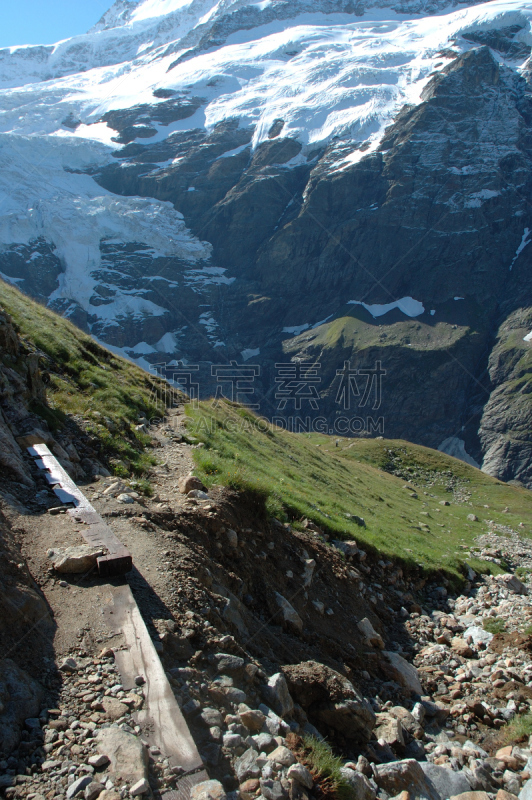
[499,713,532,745]
[483,617,506,635]
[300,736,354,800]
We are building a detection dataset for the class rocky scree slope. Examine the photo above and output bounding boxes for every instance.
[3,0,532,482]
[5,431,532,800]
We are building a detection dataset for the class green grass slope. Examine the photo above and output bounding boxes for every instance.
[186,400,532,582]
[0,279,171,475]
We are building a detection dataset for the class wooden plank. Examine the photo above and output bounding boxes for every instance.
[27,444,132,576]
[103,584,204,775]
[162,771,210,800]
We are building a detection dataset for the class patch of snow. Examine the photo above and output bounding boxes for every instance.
[438,436,480,469]
[129,341,157,354]
[524,330,532,342]
[241,347,260,361]
[0,271,24,285]
[430,309,435,315]
[156,331,178,352]
[348,296,425,318]
[454,296,464,300]
[509,227,531,271]
[464,189,500,208]
[184,266,236,292]
[283,323,310,335]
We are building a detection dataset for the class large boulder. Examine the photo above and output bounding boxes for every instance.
[420,763,471,797]
[282,661,375,743]
[52,545,105,573]
[374,759,440,800]
[340,768,376,800]
[381,652,423,695]
[262,673,294,718]
[95,726,148,785]
[0,659,44,754]
[274,593,303,633]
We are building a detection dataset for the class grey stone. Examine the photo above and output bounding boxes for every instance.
[201,708,224,727]
[190,780,227,800]
[374,759,440,800]
[235,747,261,781]
[84,783,105,800]
[274,593,303,633]
[53,545,105,573]
[287,764,313,789]
[521,779,532,800]
[130,778,150,797]
[260,779,287,800]
[419,763,471,797]
[96,726,148,785]
[264,673,294,718]
[88,755,110,769]
[340,769,376,800]
[382,652,423,695]
[357,618,384,649]
[66,776,93,799]
[267,746,296,766]
[213,653,245,674]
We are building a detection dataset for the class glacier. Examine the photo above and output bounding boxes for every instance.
[0,0,532,364]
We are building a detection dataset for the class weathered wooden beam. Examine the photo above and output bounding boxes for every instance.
[103,584,205,783]
[27,444,132,576]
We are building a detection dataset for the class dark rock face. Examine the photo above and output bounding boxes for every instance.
[478,307,532,485]
[7,43,532,484]
[0,238,62,302]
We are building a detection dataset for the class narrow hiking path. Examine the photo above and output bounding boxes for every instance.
[5,406,532,800]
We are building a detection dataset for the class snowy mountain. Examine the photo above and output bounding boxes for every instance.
[2,0,532,483]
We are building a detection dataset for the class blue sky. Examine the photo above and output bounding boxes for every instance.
[0,1,115,48]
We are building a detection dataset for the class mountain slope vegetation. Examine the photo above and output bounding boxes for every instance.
[187,400,532,582]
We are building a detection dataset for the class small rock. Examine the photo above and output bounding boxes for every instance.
[239,707,266,732]
[178,475,206,495]
[85,783,105,800]
[340,768,376,800]
[267,746,296,767]
[66,776,93,799]
[381,652,423,695]
[130,778,150,797]
[374,759,439,800]
[88,755,110,769]
[213,653,245,674]
[264,673,294,718]
[59,657,79,672]
[235,748,260,781]
[287,764,313,789]
[451,637,474,658]
[274,593,303,633]
[190,780,227,800]
[357,618,384,649]
[134,676,145,686]
[467,514,478,522]
[96,727,148,785]
[225,529,239,548]
[102,697,129,721]
[117,494,135,504]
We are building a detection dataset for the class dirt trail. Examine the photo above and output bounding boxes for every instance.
[5,407,532,800]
